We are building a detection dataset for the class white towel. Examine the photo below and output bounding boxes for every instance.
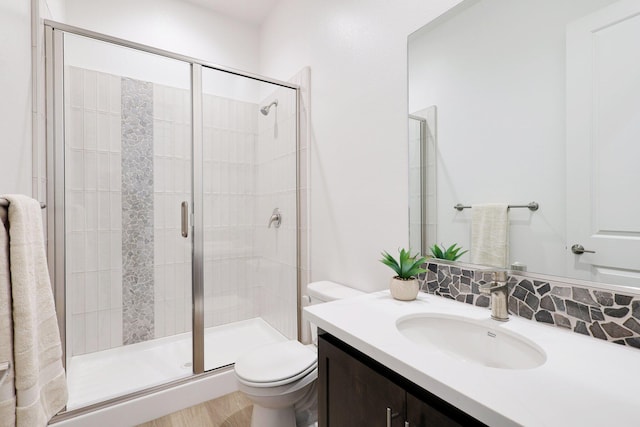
[0,195,68,426]
[0,205,16,427]
[470,203,509,268]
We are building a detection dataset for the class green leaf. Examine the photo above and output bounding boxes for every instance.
[429,243,468,261]
[380,248,427,279]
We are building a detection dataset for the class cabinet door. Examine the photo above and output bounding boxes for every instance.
[406,392,466,427]
[319,336,406,427]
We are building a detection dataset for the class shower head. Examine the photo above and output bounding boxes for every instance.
[260,99,278,116]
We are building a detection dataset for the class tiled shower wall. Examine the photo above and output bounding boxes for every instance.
[255,86,299,341]
[65,67,124,355]
[422,260,640,350]
[66,68,193,354]
[202,94,260,328]
[66,66,301,355]
[152,84,192,339]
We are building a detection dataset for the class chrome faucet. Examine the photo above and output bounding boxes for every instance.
[480,271,510,321]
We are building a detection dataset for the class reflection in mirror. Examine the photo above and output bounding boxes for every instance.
[408,0,640,288]
[408,107,437,255]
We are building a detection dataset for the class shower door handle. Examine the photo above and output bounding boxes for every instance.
[181,201,189,238]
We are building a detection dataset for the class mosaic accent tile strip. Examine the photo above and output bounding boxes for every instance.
[121,78,154,344]
[419,261,640,350]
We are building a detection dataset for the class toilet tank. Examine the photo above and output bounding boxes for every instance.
[305,281,364,344]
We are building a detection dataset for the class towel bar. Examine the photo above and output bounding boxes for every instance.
[454,202,539,211]
[0,198,46,209]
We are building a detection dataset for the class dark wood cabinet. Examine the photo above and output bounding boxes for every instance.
[318,333,485,427]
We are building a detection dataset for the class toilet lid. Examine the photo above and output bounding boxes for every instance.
[235,340,317,386]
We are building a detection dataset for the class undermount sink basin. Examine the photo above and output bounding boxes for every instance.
[396,314,546,370]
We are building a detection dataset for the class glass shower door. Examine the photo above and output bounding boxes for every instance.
[61,32,193,409]
[200,66,299,371]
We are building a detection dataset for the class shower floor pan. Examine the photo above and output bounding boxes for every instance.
[66,317,287,410]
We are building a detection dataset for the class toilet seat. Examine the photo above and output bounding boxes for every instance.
[235,340,317,388]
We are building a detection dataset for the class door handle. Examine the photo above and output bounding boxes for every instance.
[386,407,400,427]
[571,244,595,255]
[181,201,189,238]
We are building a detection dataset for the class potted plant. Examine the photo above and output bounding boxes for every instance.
[429,243,468,261]
[380,248,427,301]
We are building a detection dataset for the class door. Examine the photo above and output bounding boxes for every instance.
[58,31,194,409]
[318,336,406,427]
[199,66,299,371]
[566,0,640,286]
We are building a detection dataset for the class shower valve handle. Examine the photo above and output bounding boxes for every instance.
[268,208,282,228]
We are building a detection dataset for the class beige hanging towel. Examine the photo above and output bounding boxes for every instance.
[470,203,509,268]
[0,195,68,426]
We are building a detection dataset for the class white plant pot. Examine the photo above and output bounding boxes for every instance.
[389,277,419,301]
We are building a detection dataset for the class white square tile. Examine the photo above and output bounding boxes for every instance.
[84,310,98,354]
[68,108,84,150]
[110,194,122,230]
[164,264,176,300]
[85,270,98,312]
[110,114,121,153]
[110,269,122,309]
[70,272,85,314]
[154,265,166,301]
[97,72,109,112]
[154,302,165,339]
[83,70,97,110]
[67,231,85,273]
[67,190,85,232]
[71,313,86,356]
[98,192,110,231]
[97,151,110,191]
[68,67,84,108]
[154,156,165,194]
[98,310,111,351]
[83,110,97,150]
[97,112,110,152]
[175,298,185,333]
[85,231,98,272]
[84,191,98,230]
[67,149,84,192]
[109,153,121,192]
[98,231,110,271]
[110,308,123,347]
[83,151,97,191]
[110,230,122,270]
[164,300,176,336]
[154,231,165,265]
[110,75,121,115]
[98,270,111,310]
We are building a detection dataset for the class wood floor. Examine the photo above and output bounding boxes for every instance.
[137,391,253,427]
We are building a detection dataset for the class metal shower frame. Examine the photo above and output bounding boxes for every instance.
[44,20,302,421]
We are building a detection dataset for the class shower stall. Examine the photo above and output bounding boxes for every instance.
[44,22,302,414]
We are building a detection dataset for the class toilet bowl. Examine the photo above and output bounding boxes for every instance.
[234,281,364,427]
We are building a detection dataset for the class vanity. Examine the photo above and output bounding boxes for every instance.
[305,290,640,426]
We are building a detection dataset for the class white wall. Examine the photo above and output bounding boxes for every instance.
[259,0,462,292]
[0,0,33,195]
[62,0,260,74]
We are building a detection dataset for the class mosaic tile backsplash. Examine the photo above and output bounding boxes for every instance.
[420,261,640,350]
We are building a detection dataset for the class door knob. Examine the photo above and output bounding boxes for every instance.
[571,244,595,255]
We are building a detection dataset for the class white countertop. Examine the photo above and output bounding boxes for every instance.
[304,291,639,427]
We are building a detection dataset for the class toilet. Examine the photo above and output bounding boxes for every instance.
[234,281,364,427]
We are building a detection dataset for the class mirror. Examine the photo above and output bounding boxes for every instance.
[408,0,640,288]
